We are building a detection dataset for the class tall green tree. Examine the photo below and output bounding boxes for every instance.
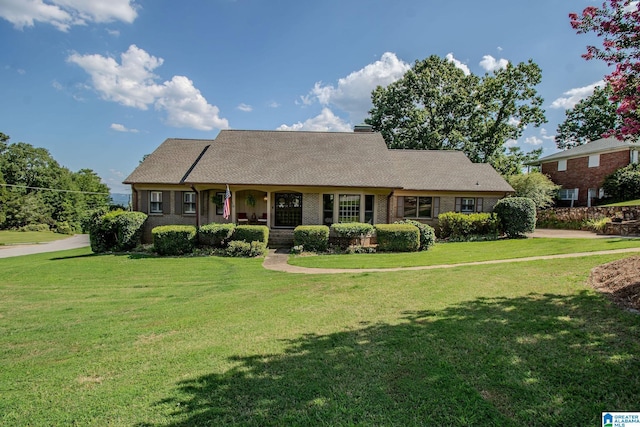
[555,85,620,149]
[366,55,546,167]
[492,146,543,177]
[507,171,560,209]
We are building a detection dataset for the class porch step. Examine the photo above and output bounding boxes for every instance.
[268,229,294,249]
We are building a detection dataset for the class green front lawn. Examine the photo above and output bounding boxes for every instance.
[1,246,639,426]
[0,230,71,245]
[602,199,640,206]
[289,237,640,269]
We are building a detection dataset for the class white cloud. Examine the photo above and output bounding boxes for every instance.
[550,80,605,109]
[110,123,138,133]
[307,52,411,122]
[68,45,229,131]
[505,139,518,148]
[0,0,138,31]
[445,53,470,76]
[237,103,252,112]
[525,136,543,146]
[540,128,556,141]
[479,55,509,72]
[277,108,352,132]
[268,101,280,108]
[52,80,63,90]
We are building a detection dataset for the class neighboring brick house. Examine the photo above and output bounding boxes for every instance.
[532,138,639,207]
[124,129,513,240]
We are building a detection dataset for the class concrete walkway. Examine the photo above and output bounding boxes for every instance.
[262,229,640,275]
[0,234,90,258]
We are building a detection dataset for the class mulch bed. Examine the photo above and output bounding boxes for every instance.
[589,256,640,312]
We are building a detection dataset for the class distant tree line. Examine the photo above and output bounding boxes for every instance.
[0,132,111,233]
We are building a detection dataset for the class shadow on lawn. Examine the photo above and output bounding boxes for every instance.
[141,292,640,427]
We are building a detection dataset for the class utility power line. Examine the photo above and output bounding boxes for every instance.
[0,183,110,195]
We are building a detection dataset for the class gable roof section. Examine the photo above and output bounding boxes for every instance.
[132,130,403,188]
[535,137,637,164]
[389,150,514,192]
[124,138,211,184]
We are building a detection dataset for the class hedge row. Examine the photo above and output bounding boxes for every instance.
[437,212,499,240]
[151,223,269,256]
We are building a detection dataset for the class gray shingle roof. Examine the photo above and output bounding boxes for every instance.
[389,150,514,192]
[534,137,637,164]
[124,130,513,193]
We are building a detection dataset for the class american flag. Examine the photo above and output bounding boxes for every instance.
[222,185,231,220]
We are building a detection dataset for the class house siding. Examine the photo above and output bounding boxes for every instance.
[388,194,502,227]
[541,149,630,207]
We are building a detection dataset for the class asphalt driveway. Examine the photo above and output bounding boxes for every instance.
[0,234,90,258]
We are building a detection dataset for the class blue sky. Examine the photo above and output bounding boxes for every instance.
[0,0,608,193]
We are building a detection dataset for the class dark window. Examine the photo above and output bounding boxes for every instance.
[323,194,334,225]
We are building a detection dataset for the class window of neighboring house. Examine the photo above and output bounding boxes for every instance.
[631,150,639,164]
[150,191,163,213]
[338,194,360,223]
[588,154,600,168]
[402,196,433,219]
[183,191,196,214]
[460,198,475,213]
[557,159,567,171]
[558,188,578,200]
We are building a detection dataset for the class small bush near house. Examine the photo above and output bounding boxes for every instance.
[394,219,435,250]
[494,197,536,238]
[233,225,269,245]
[602,163,640,203]
[437,212,499,240]
[225,240,268,257]
[152,225,197,256]
[199,223,235,248]
[375,224,420,252]
[294,225,330,252]
[86,209,147,253]
[330,222,374,248]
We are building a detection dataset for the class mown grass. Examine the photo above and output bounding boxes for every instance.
[0,230,71,245]
[1,247,639,426]
[289,237,640,269]
[602,199,640,206]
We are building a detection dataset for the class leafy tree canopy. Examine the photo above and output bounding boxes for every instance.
[555,85,621,149]
[507,171,560,209]
[570,1,640,139]
[366,55,547,169]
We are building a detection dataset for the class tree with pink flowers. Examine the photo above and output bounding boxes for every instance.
[570,0,640,139]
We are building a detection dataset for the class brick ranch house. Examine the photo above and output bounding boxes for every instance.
[530,137,639,207]
[124,129,513,241]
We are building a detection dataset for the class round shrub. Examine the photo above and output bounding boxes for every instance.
[199,223,235,248]
[152,225,197,256]
[394,219,435,250]
[225,240,268,257]
[493,197,536,238]
[294,225,330,252]
[374,223,420,252]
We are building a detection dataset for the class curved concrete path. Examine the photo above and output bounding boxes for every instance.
[0,234,90,258]
[263,229,640,274]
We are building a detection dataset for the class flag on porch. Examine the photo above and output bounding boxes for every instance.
[222,185,231,220]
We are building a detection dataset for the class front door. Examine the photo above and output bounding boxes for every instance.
[274,192,302,227]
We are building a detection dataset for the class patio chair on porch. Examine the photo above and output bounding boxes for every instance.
[237,212,249,224]
[257,213,268,224]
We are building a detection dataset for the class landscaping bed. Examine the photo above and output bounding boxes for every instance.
[589,256,640,312]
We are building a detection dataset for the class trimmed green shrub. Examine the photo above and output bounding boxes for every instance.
[152,225,197,255]
[199,223,236,248]
[494,197,536,238]
[293,225,330,252]
[375,224,420,252]
[437,212,499,240]
[233,225,269,245]
[394,219,436,250]
[54,221,74,235]
[86,209,147,253]
[330,222,374,248]
[225,240,268,257]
